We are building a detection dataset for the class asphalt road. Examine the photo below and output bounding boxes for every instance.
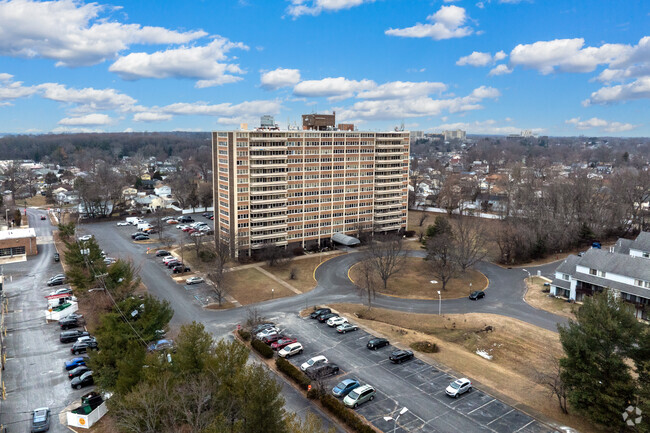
[0,209,89,433]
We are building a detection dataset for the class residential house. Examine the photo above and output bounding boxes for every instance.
[154,185,171,197]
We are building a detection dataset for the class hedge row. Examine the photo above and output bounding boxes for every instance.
[320,394,376,433]
[275,357,311,390]
[238,329,251,341]
[251,338,274,359]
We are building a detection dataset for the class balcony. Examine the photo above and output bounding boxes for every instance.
[250,170,287,177]
[374,202,403,209]
[249,161,288,169]
[375,223,403,232]
[250,178,287,186]
[249,153,288,160]
[250,232,288,241]
[375,209,402,217]
[249,188,288,196]
[251,222,288,232]
[250,205,287,213]
[374,173,406,179]
[250,214,288,223]
[251,197,288,205]
[374,195,403,202]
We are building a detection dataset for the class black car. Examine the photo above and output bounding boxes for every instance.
[54,252,60,262]
[59,313,84,330]
[310,308,331,319]
[71,339,98,355]
[367,337,389,350]
[60,330,90,343]
[469,291,485,300]
[134,235,150,241]
[178,216,194,223]
[172,265,191,273]
[155,250,170,257]
[47,276,66,286]
[68,365,90,379]
[131,231,147,239]
[251,323,275,334]
[318,313,338,323]
[71,371,94,389]
[166,260,182,268]
[306,363,340,379]
[389,349,414,364]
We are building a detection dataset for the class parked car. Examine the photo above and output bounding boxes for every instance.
[310,308,331,319]
[59,313,84,330]
[71,371,94,389]
[68,365,90,380]
[116,221,130,226]
[445,378,472,398]
[327,316,348,327]
[77,235,93,242]
[336,323,358,334]
[271,337,298,350]
[300,355,327,371]
[64,357,89,371]
[71,339,98,355]
[318,313,338,323]
[31,407,50,432]
[46,275,66,286]
[306,363,339,379]
[186,277,204,285]
[278,342,303,358]
[162,256,177,264]
[389,349,414,364]
[366,337,389,350]
[332,379,360,397]
[131,232,147,239]
[134,234,150,241]
[202,212,212,218]
[178,216,194,223]
[166,219,178,224]
[343,384,376,408]
[49,287,73,296]
[172,265,191,273]
[166,260,182,268]
[53,253,60,262]
[177,224,190,230]
[469,291,485,300]
[155,250,170,257]
[251,323,276,334]
[191,232,206,237]
[262,334,285,345]
[147,339,175,352]
[60,330,89,343]
[255,327,279,340]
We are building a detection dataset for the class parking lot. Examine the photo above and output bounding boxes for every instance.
[276,314,555,433]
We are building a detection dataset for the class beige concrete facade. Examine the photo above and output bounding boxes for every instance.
[212,130,410,258]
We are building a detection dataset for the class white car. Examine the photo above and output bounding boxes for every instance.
[327,316,348,327]
[446,378,472,398]
[176,224,189,230]
[77,235,93,242]
[186,277,204,285]
[300,355,328,371]
[191,232,206,237]
[116,221,130,226]
[255,327,279,339]
[278,342,303,358]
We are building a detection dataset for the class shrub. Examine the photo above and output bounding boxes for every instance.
[292,246,305,256]
[199,249,216,262]
[320,395,375,433]
[276,357,311,390]
[306,387,321,399]
[410,341,439,353]
[404,230,416,238]
[237,329,251,341]
[251,339,273,359]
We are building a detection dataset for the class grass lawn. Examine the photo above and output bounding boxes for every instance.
[350,257,487,300]
[328,303,601,433]
[261,252,345,293]
[525,276,576,319]
[407,210,432,233]
[24,194,48,207]
[226,267,293,305]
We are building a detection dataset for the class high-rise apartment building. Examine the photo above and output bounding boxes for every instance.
[212,129,410,258]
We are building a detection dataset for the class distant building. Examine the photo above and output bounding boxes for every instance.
[261,115,275,128]
[425,133,444,142]
[521,129,534,138]
[444,129,466,141]
[338,123,355,131]
[302,113,336,130]
[410,131,424,141]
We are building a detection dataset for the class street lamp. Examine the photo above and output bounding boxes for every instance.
[384,407,408,433]
[271,288,274,299]
[437,290,441,316]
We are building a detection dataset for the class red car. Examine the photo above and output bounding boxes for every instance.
[271,337,298,351]
[262,334,285,345]
[182,226,193,232]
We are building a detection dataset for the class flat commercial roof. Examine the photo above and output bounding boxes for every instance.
[0,228,37,240]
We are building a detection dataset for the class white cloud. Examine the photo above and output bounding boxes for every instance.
[0,74,38,102]
[58,113,114,126]
[433,119,543,135]
[37,83,136,112]
[494,51,507,61]
[160,99,282,122]
[357,81,446,100]
[0,0,206,67]
[385,5,473,40]
[489,64,513,75]
[260,68,301,90]
[286,0,374,18]
[337,85,500,121]
[584,76,650,105]
[109,38,247,88]
[566,117,639,133]
[51,126,104,133]
[293,77,375,100]
[133,112,173,122]
[457,52,494,67]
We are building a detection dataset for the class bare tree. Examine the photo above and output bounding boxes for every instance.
[417,210,429,227]
[437,174,463,217]
[426,232,459,291]
[174,374,217,432]
[260,244,292,267]
[452,217,488,271]
[533,356,568,414]
[367,234,406,291]
[356,252,379,309]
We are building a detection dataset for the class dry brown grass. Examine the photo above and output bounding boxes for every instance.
[328,303,602,433]
[261,252,345,293]
[24,194,48,207]
[525,276,576,319]
[350,257,487,300]
[205,301,236,310]
[226,267,293,305]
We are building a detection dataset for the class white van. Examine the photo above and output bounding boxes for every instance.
[126,217,142,225]
[137,222,152,231]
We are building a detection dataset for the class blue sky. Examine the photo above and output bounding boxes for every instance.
[0,0,648,136]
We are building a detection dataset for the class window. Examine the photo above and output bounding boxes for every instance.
[589,268,597,275]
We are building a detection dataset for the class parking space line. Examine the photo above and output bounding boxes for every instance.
[486,408,514,425]
[514,419,536,432]
[467,398,496,414]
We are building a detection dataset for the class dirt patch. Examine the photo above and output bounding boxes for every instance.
[261,252,345,293]
[328,303,602,433]
[525,276,576,319]
[350,257,487,300]
[205,302,236,310]
[227,267,293,305]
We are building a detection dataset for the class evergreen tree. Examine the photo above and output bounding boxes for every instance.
[425,215,452,239]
